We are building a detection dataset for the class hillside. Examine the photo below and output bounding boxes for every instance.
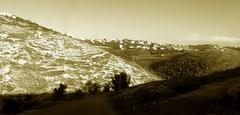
[108,66,240,114]
[85,39,240,79]
[0,13,158,94]
[150,48,240,79]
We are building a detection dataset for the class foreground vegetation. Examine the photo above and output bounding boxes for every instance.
[0,86,84,114]
[0,72,130,114]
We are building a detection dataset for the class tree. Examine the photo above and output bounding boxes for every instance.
[52,83,67,99]
[111,72,131,91]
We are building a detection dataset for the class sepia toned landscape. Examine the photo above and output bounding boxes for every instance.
[0,0,240,114]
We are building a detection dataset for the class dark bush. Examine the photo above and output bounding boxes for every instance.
[2,95,39,113]
[2,97,22,113]
[52,83,68,99]
[111,72,131,91]
[85,81,101,94]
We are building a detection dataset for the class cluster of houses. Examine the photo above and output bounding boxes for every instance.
[84,39,190,51]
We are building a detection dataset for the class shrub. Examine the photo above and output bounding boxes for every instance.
[111,72,131,91]
[52,83,68,99]
[90,83,100,94]
[85,81,101,94]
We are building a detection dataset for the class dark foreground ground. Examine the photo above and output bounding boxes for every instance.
[21,95,118,115]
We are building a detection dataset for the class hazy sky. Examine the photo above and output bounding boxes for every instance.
[0,0,240,46]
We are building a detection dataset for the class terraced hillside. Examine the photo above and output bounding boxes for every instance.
[0,13,159,94]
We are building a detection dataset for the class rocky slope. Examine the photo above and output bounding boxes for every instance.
[0,13,159,94]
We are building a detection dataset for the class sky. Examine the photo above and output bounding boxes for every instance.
[0,0,240,46]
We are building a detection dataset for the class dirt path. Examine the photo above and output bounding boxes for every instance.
[21,95,118,115]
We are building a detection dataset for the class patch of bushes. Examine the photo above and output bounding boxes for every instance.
[0,83,87,113]
[150,53,211,79]
[111,72,131,91]
[84,81,101,94]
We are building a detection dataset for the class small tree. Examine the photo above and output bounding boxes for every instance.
[111,72,131,91]
[103,83,110,92]
[53,83,67,99]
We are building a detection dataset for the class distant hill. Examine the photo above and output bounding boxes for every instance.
[150,47,240,79]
